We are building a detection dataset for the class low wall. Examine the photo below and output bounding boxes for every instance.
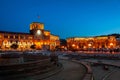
[0,58,52,77]
[71,60,94,80]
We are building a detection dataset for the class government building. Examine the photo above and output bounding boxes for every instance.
[0,22,60,51]
[67,34,120,51]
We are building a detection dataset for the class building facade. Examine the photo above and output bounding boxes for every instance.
[67,35,120,51]
[0,22,60,51]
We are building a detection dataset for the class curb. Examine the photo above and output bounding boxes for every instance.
[59,57,94,80]
[102,69,117,80]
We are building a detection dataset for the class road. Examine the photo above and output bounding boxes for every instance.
[43,60,86,80]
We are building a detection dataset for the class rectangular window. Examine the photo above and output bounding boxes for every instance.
[10,35,13,39]
[20,36,24,39]
[24,36,27,39]
[28,36,33,39]
[15,36,18,39]
[44,36,50,40]
[0,35,2,39]
[4,35,8,38]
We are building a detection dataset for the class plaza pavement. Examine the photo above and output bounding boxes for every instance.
[8,59,86,80]
[105,70,120,80]
[42,60,86,80]
[81,59,120,80]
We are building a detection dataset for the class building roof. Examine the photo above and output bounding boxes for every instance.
[66,34,120,39]
[0,30,31,35]
[51,34,59,37]
[31,22,44,24]
[44,30,50,32]
[66,36,93,39]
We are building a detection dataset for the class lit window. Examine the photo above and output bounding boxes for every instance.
[0,35,2,38]
[29,37,33,39]
[4,35,8,38]
[72,44,75,47]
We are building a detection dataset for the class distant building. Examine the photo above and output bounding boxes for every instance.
[67,34,120,51]
[0,22,60,51]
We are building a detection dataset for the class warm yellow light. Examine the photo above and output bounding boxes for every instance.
[88,43,92,47]
[84,46,86,49]
[45,33,47,36]
[110,43,113,46]
[44,42,47,45]
[44,32,50,36]
[61,46,64,48]
[77,46,79,49]
[72,44,75,47]
[37,42,40,45]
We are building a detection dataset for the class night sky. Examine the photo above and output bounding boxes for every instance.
[0,0,120,39]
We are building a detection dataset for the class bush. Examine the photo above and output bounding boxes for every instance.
[10,44,18,49]
[30,44,36,49]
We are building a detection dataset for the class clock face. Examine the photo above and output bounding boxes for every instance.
[37,30,41,35]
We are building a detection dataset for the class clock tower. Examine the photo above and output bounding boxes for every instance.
[30,22,44,39]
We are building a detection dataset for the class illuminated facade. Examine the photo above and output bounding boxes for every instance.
[0,22,60,51]
[67,35,120,50]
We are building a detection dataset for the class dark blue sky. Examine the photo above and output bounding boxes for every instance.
[0,0,120,39]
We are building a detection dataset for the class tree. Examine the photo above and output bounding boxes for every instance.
[30,44,36,49]
[10,43,18,49]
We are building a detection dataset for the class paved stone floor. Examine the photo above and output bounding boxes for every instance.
[83,59,120,80]
[42,60,86,80]
[4,59,86,80]
[105,70,120,80]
